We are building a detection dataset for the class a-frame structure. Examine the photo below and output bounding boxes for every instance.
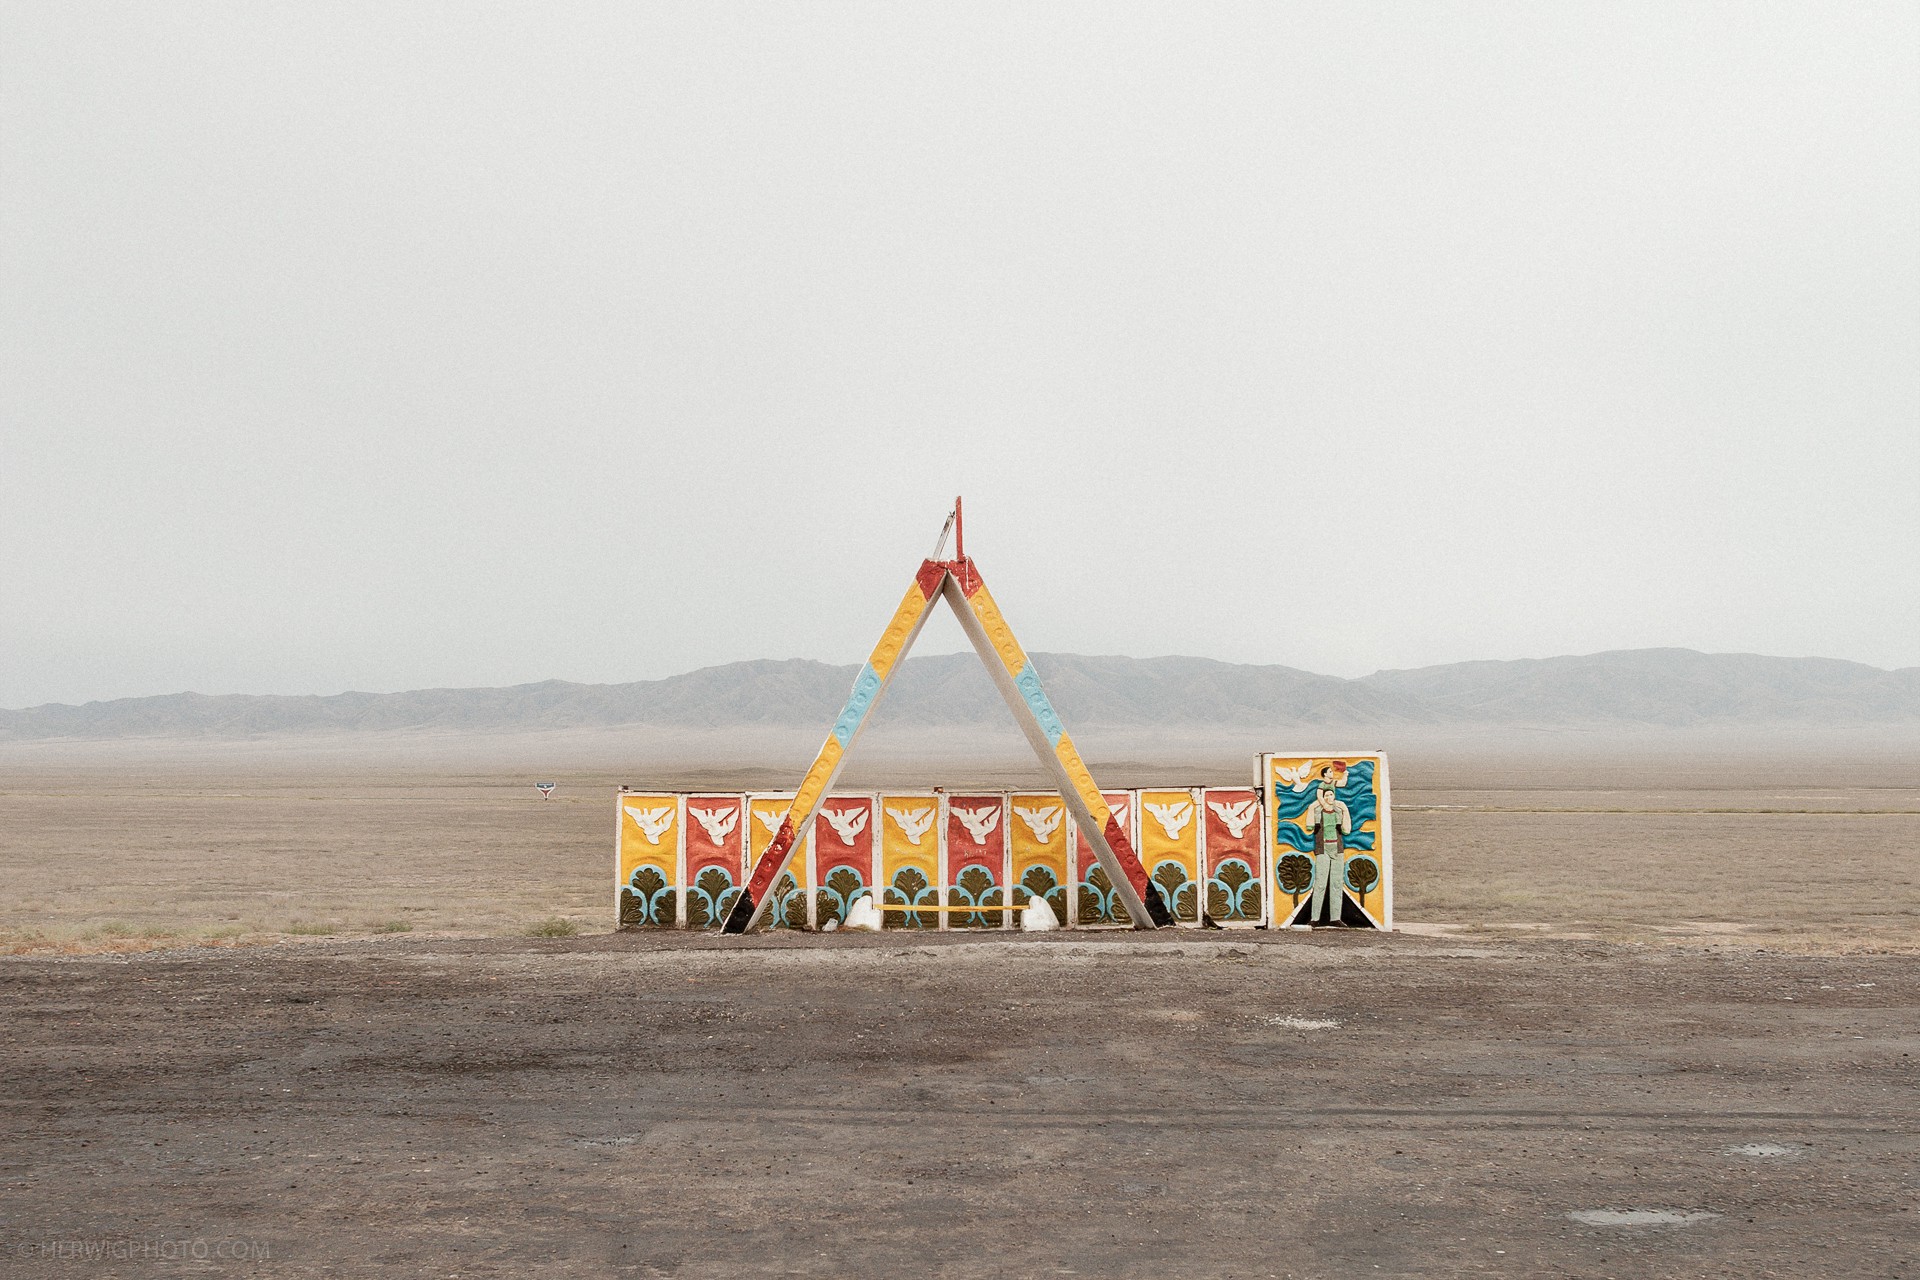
[722,502,1173,933]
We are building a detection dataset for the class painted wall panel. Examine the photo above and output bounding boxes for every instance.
[1009,792,1070,924]
[1265,756,1389,929]
[748,794,809,930]
[814,796,877,928]
[1201,788,1265,926]
[683,795,745,930]
[617,794,680,929]
[944,794,1009,929]
[1138,788,1202,924]
[617,772,1388,933]
[879,793,941,929]
[1074,791,1137,927]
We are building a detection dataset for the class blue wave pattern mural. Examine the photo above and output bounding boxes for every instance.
[1273,760,1378,853]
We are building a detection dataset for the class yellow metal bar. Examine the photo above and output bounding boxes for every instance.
[875,903,1024,912]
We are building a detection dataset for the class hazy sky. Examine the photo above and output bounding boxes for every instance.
[3,3,1915,708]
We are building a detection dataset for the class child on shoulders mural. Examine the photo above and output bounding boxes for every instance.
[1271,757,1382,928]
[1301,763,1351,924]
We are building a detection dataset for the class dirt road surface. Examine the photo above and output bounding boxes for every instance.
[4,930,1914,1277]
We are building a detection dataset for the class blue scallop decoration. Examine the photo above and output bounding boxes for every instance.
[831,663,883,746]
[1013,661,1065,747]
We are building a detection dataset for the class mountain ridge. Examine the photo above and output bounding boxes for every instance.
[4,648,1918,742]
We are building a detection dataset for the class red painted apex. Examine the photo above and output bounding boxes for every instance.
[915,556,982,598]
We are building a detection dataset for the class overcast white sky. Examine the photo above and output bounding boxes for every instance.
[3,3,1915,708]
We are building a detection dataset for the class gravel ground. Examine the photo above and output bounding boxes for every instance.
[3,930,1916,1278]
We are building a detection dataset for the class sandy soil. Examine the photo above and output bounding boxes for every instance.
[1,736,1914,953]
[3,931,1915,1277]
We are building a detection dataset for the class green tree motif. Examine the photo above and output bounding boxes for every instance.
[686,866,736,930]
[1020,865,1065,922]
[1153,860,1194,922]
[814,865,865,926]
[956,864,995,897]
[1078,865,1110,924]
[1345,855,1380,899]
[769,872,805,929]
[1276,853,1314,903]
[1077,864,1131,925]
[1208,858,1258,922]
[886,867,933,929]
[621,865,672,928]
[952,864,1001,928]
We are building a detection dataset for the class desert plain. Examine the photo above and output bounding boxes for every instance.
[2,729,1915,1276]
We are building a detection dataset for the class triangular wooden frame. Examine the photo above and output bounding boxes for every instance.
[721,533,1173,933]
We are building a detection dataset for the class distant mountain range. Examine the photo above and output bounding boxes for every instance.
[4,649,1919,743]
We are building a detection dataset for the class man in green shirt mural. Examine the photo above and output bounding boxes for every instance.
[1300,763,1351,926]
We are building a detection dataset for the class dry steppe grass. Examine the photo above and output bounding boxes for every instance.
[1,731,1914,955]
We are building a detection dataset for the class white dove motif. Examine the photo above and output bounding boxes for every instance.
[1013,804,1063,843]
[687,805,738,845]
[951,804,1000,846]
[623,804,675,845]
[885,805,936,846]
[1144,799,1194,840]
[1208,798,1259,839]
[1274,761,1316,792]
[821,806,869,846]
[753,807,785,836]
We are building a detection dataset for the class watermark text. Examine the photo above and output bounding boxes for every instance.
[4,1237,272,1262]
